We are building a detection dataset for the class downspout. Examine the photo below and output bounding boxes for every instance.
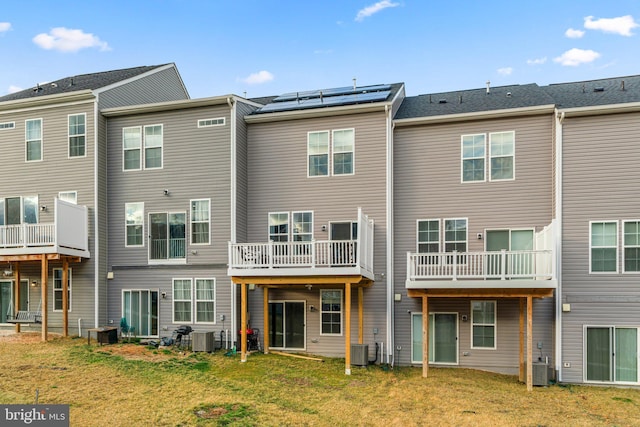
[554,110,564,381]
[93,96,100,329]
[228,96,238,342]
[385,104,394,364]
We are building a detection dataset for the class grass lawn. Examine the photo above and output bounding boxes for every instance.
[1,333,640,426]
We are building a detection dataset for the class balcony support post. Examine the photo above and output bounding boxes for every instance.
[358,287,364,344]
[345,282,352,375]
[263,287,269,354]
[41,254,48,342]
[13,263,20,333]
[422,295,429,378]
[519,297,525,382]
[62,258,69,337]
[240,281,247,362]
[527,295,533,392]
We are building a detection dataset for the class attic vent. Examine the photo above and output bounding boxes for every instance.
[33,84,42,93]
[594,87,604,92]
[506,92,512,97]
[197,118,226,128]
[438,99,447,104]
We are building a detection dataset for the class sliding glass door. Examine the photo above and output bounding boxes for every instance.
[586,326,638,383]
[123,290,159,337]
[412,313,458,364]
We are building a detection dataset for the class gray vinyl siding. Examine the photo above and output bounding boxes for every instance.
[0,101,98,331]
[234,101,255,244]
[560,111,640,383]
[105,104,233,328]
[96,113,108,326]
[393,114,556,370]
[98,67,188,110]
[245,110,389,357]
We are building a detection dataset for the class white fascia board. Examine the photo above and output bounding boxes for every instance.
[101,95,239,116]
[394,104,556,127]
[559,101,640,117]
[244,102,390,123]
[0,90,95,113]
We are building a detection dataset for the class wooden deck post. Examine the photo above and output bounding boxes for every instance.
[41,255,48,342]
[345,282,352,375]
[14,263,20,333]
[62,258,69,337]
[263,287,269,354]
[358,286,363,344]
[519,297,524,382]
[240,282,247,362]
[527,295,533,391]
[422,295,429,378]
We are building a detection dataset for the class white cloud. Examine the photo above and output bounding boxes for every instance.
[32,27,110,52]
[553,48,601,66]
[0,22,11,33]
[526,57,547,65]
[314,49,333,55]
[565,28,585,39]
[584,15,639,36]
[8,85,22,94]
[239,70,274,85]
[497,67,513,76]
[355,1,399,22]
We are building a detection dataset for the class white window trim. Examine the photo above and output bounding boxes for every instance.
[194,277,216,324]
[52,268,72,312]
[25,118,43,163]
[268,211,290,241]
[172,278,193,324]
[444,217,468,257]
[331,128,355,176]
[470,300,496,350]
[488,130,515,181]
[197,118,225,128]
[320,289,343,336]
[416,218,441,253]
[622,220,640,274]
[122,126,142,171]
[68,113,87,159]
[125,202,145,248]
[0,122,15,130]
[58,191,78,205]
[190,198,211,245]
[583,325,640,385]
[461,133,485,183]
[143,124,163,170]
[589,220,619,274]
[307,130,330,178]
[292,210,314,241]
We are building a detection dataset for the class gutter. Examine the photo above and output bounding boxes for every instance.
[394,104,556,127]
[558,101,640,117]
[101,95,259,116]
[0,90,95,113]
[94,95,100,329]
[228,96,238,344]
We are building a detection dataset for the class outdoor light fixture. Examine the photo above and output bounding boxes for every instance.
[40,205,47,212]
[31,280,39,287]
[163,189,170,196]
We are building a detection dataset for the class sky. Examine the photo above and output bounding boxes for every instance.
[1,1,640,99]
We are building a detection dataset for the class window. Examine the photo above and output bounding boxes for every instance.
[197,118,225,127]
[624,221,640,272]
[461,134,485,182]
[58,191,77,204]
[0,122,15,130]
[53,269,71,311]
[0,196,38,226]
[68,113,86,157]
[489,131,514,180]
[292,212,313,242]
[172,279,192,323]
[591,221,618,273]
[269,212,289,242]
[123,127,142,170]
[332,129,354,175]
[320,290,342,335]
[25,119,42,162]
[308,131,329,177]
[417,220,440,253]
[144,124,163,169]
[190,199,210,245]
[195,278,215,323]
[149,212,186,262]
[444,218,467,254]
[471,300,496,349]
[125,203,144,247]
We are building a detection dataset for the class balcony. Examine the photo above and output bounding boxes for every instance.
[228,208,374,279]
[0,198,89,258]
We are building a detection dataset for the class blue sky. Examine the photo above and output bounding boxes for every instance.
[1,1,640,99]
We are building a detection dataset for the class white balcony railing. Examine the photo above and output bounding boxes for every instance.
[406,249,554,281]
[0,198,89,258]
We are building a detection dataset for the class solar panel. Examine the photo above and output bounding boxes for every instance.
[257,90,391,113]
[273,85,391,102]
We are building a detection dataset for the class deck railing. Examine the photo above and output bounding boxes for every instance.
[407,249,554,281]
[0,223,56,247]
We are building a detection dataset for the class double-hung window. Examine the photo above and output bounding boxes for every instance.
[125,202,144,247]
[461,134,485,182]
[308,129,355,177]
[471,300,496,349]
[590,221,618,273]
[26,119,42,162]
[68,113,86,157]
[444,218,468,263]
[269,212,290,242]
[292,212,313,242]
[489,131,514,180]
[172,279,192,323]
[53,268,72,311]
[172,278,216,323]
[195,278,215,323]
[320,290,342,335]
[623,221,640,272]
[190,199,210,245]
[417,220,440,253]
[123,125,163,170]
